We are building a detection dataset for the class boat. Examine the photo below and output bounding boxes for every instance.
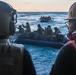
[14,37,67,49]
[39,16,52,22]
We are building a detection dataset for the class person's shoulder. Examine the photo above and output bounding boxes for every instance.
[61,42,72,50]
[60,41,75,54]
[11,43,30,55]
[10,43,25,50]
[63,40,76,49]
[11,43,30,53]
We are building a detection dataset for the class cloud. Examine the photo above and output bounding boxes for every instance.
[24,2,32,5]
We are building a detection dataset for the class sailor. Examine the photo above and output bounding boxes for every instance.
[46,25,53,35]
[54,27,61,35]
[34,24,44,39]
[43,25,53,41]
[53,27,61,41]
[22,22,31,33]
[47,16,51,20]
[37,24,44,35]
[22,22,31,38]
[17,25,25,34]
[50,2,76,75]
[0,1,36,75]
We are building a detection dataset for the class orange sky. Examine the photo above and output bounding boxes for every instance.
[1,0,76,12]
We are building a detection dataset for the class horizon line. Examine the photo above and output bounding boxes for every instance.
[17,11,68,12]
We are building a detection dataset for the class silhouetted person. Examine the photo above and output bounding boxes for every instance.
[17,25,24,34]
[37,24,44,35]
[22,22,31,33]
[53,27,61,41]
[50,2,76,75]
[54,27,61,35]
[0,1,36,75]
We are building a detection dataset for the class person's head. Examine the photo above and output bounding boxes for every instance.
[65,2,76,33]
[54,27,58,30]
[37,24,41,27]
[19,25,22,28]
[26,22,30,27]
[26,22,29,25]
[0,1,17,39]
[48,25,51,28]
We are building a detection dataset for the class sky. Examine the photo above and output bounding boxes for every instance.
[1,0,76,12]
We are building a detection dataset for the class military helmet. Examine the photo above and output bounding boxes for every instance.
[66,2,76,20]
[0,1,17,36]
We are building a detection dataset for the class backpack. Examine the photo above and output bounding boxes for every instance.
[0,43,24,75]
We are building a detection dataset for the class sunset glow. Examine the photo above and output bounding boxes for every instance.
[1,0,76,12]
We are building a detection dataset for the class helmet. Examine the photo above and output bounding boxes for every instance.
[0,1,17,36]
[65,2,76,20]
[54,27,58,30]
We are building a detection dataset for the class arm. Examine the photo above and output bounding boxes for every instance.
[50,45,72,75]
[22,24,26,28]
[23,48,36,75]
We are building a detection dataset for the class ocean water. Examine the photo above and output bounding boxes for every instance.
[16,12,68,75]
